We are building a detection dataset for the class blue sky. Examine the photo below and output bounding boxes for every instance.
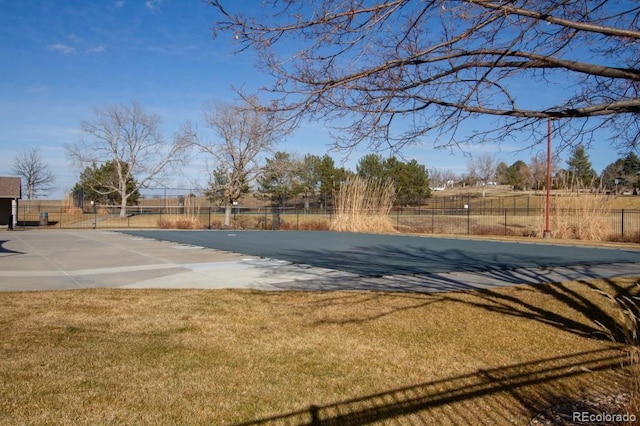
[0,0,626,198]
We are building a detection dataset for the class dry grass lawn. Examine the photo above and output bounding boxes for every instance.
[1,277,639,425]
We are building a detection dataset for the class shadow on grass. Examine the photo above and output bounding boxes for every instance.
[232,348,627,425]
[461,279,638,344]
[235,246,640,424]
[261,244,640,342]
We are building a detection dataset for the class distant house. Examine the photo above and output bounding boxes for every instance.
[0,177,21,228]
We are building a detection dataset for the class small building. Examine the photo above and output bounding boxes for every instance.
[0,177,21,228]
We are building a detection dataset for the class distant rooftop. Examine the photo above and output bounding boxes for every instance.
[0,177,21,198]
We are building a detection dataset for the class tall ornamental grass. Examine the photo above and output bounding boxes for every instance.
[546,194,613,241]
[331,176,396,233]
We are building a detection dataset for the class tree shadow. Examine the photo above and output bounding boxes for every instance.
[281,241,640,277]
[245,252,640,423]
[462,279,638,344]
[0,240,23,257]
[231,348,628,425]
[254,243,639,342]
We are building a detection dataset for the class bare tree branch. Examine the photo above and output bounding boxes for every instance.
[209,0,640,152]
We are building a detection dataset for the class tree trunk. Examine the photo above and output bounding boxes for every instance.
[119,194,128,218]
[224,203,232,227]
[271,204,280,230]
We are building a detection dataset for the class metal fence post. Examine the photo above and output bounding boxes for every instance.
[504,208,507,235]
[622,209,625,240]
[431,207,435,233]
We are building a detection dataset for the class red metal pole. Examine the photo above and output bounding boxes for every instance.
[544,118,552,238]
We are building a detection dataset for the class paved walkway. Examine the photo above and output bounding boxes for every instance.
[1,230,639,292]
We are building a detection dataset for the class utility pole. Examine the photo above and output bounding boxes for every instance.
[543,118,552,239]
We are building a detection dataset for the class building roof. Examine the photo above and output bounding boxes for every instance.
[0,177,21,198]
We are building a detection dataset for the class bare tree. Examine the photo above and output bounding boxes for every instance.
[466,153,497,185]
[194,101,284,227]
[11,148,55,199]
[66,101,191,218]
[209,1,640,152]
[529,153,547,192]
[429,167,458,189]
[529,152,560,192]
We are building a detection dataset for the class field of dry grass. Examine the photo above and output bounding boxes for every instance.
[1,278,639,425]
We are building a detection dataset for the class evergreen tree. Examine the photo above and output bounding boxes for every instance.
[622,152,640,187]
[566,145,596,188]
[257,152,304,206]
[601,152,640,190]
[299,154,351,208]
[356,154,386,181]
[73,161,140,206]
[205,166,250,207]
[387,158,430,205]
[498,160,530,190]
[356,155,430,205]
[600,159,625,191]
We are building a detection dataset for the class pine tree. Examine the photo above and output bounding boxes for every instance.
[566,145,596,188]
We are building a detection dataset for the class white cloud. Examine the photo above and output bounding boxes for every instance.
[86,45,106,54]
[145,0,162,10]
[48,43,76,54]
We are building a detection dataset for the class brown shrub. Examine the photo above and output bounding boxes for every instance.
[157,218,173,229]
[176,218,203,229]
[274,220,330,231]
[299,220,330,231]
[208,219,222,229]
[625,232,640,244]
[608,231,640,244]
[157,216,203,229]
[233,216,261,229]
[470,225,519,236]
[278,221,294,230]
[65,207,83,216]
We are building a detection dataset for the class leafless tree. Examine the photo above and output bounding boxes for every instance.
[194,101,284,227]
[66,101,191,218]
[429,167,458,189]
[529,152,560,192]
[529,153,547,192]
[11,148,55,199]
[209,1,640,152]
[467,153,497,185]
